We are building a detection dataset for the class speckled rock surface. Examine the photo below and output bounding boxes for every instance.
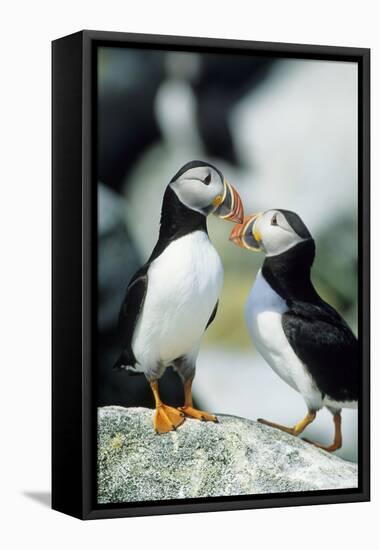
[97,406,358,504]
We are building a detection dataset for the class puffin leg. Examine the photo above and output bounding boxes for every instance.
[303,412,342,452]
[150,381,185,434]
[258,410,316,436]
[178,379,218,422]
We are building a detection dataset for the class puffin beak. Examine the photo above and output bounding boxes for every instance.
[213,180,244,224]
[229,213,263,251]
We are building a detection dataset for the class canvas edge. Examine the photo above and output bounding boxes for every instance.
[52,30,370,520]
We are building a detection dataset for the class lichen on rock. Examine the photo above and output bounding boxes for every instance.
[97,406,358,504]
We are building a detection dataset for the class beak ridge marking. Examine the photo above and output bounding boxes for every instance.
[213,180,244,224]
[229,213,263,251]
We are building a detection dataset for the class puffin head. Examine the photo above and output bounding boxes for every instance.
[229,209,313,256]
[168,160,244,223]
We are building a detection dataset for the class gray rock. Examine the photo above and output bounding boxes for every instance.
[97,406,358,504]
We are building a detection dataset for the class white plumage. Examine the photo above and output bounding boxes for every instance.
[245,269,323,411]
[245,269,358,412]
[132,230,223,377]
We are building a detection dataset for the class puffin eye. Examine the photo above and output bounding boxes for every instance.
[203,173,212,186]
[271,213,278,226]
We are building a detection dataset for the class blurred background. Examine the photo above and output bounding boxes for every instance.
[97,46,358,461]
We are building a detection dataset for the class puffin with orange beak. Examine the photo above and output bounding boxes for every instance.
[114,161,244,434]
[230,210,358,452]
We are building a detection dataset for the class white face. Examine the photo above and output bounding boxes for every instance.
[169,166,224,215]
[255,210,310,256]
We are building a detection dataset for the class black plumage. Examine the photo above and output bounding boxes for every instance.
[206,301,219,329]
[113,269,148,371]
[262,238,359,404]
[113,168,216,372]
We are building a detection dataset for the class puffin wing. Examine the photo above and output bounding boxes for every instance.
[206,300,219,329]
[282,301,359,403]
[113,265,148,370]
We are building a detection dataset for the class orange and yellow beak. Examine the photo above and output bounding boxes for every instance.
[229,213,263,251]
[213,180,244,224]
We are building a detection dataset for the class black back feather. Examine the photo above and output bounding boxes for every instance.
[114,184,213,371]
[262,240,359,403]
[169,159,223,183]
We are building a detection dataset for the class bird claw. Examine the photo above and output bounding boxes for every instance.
[179,406,218,422]
[153,404,185,434]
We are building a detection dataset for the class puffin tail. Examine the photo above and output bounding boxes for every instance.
[112,351,143,376]
[112,353,125,371]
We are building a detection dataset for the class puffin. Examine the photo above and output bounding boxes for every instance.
[114,160,244,434]
[229,209,358,451]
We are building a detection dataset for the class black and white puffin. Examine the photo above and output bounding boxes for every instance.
[114,160,244,434]
[229,209,358,451]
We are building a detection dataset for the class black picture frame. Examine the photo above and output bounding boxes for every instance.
[52,30,370,520]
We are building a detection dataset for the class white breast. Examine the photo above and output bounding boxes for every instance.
[133,231,223,370]
[245,269,322,411]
